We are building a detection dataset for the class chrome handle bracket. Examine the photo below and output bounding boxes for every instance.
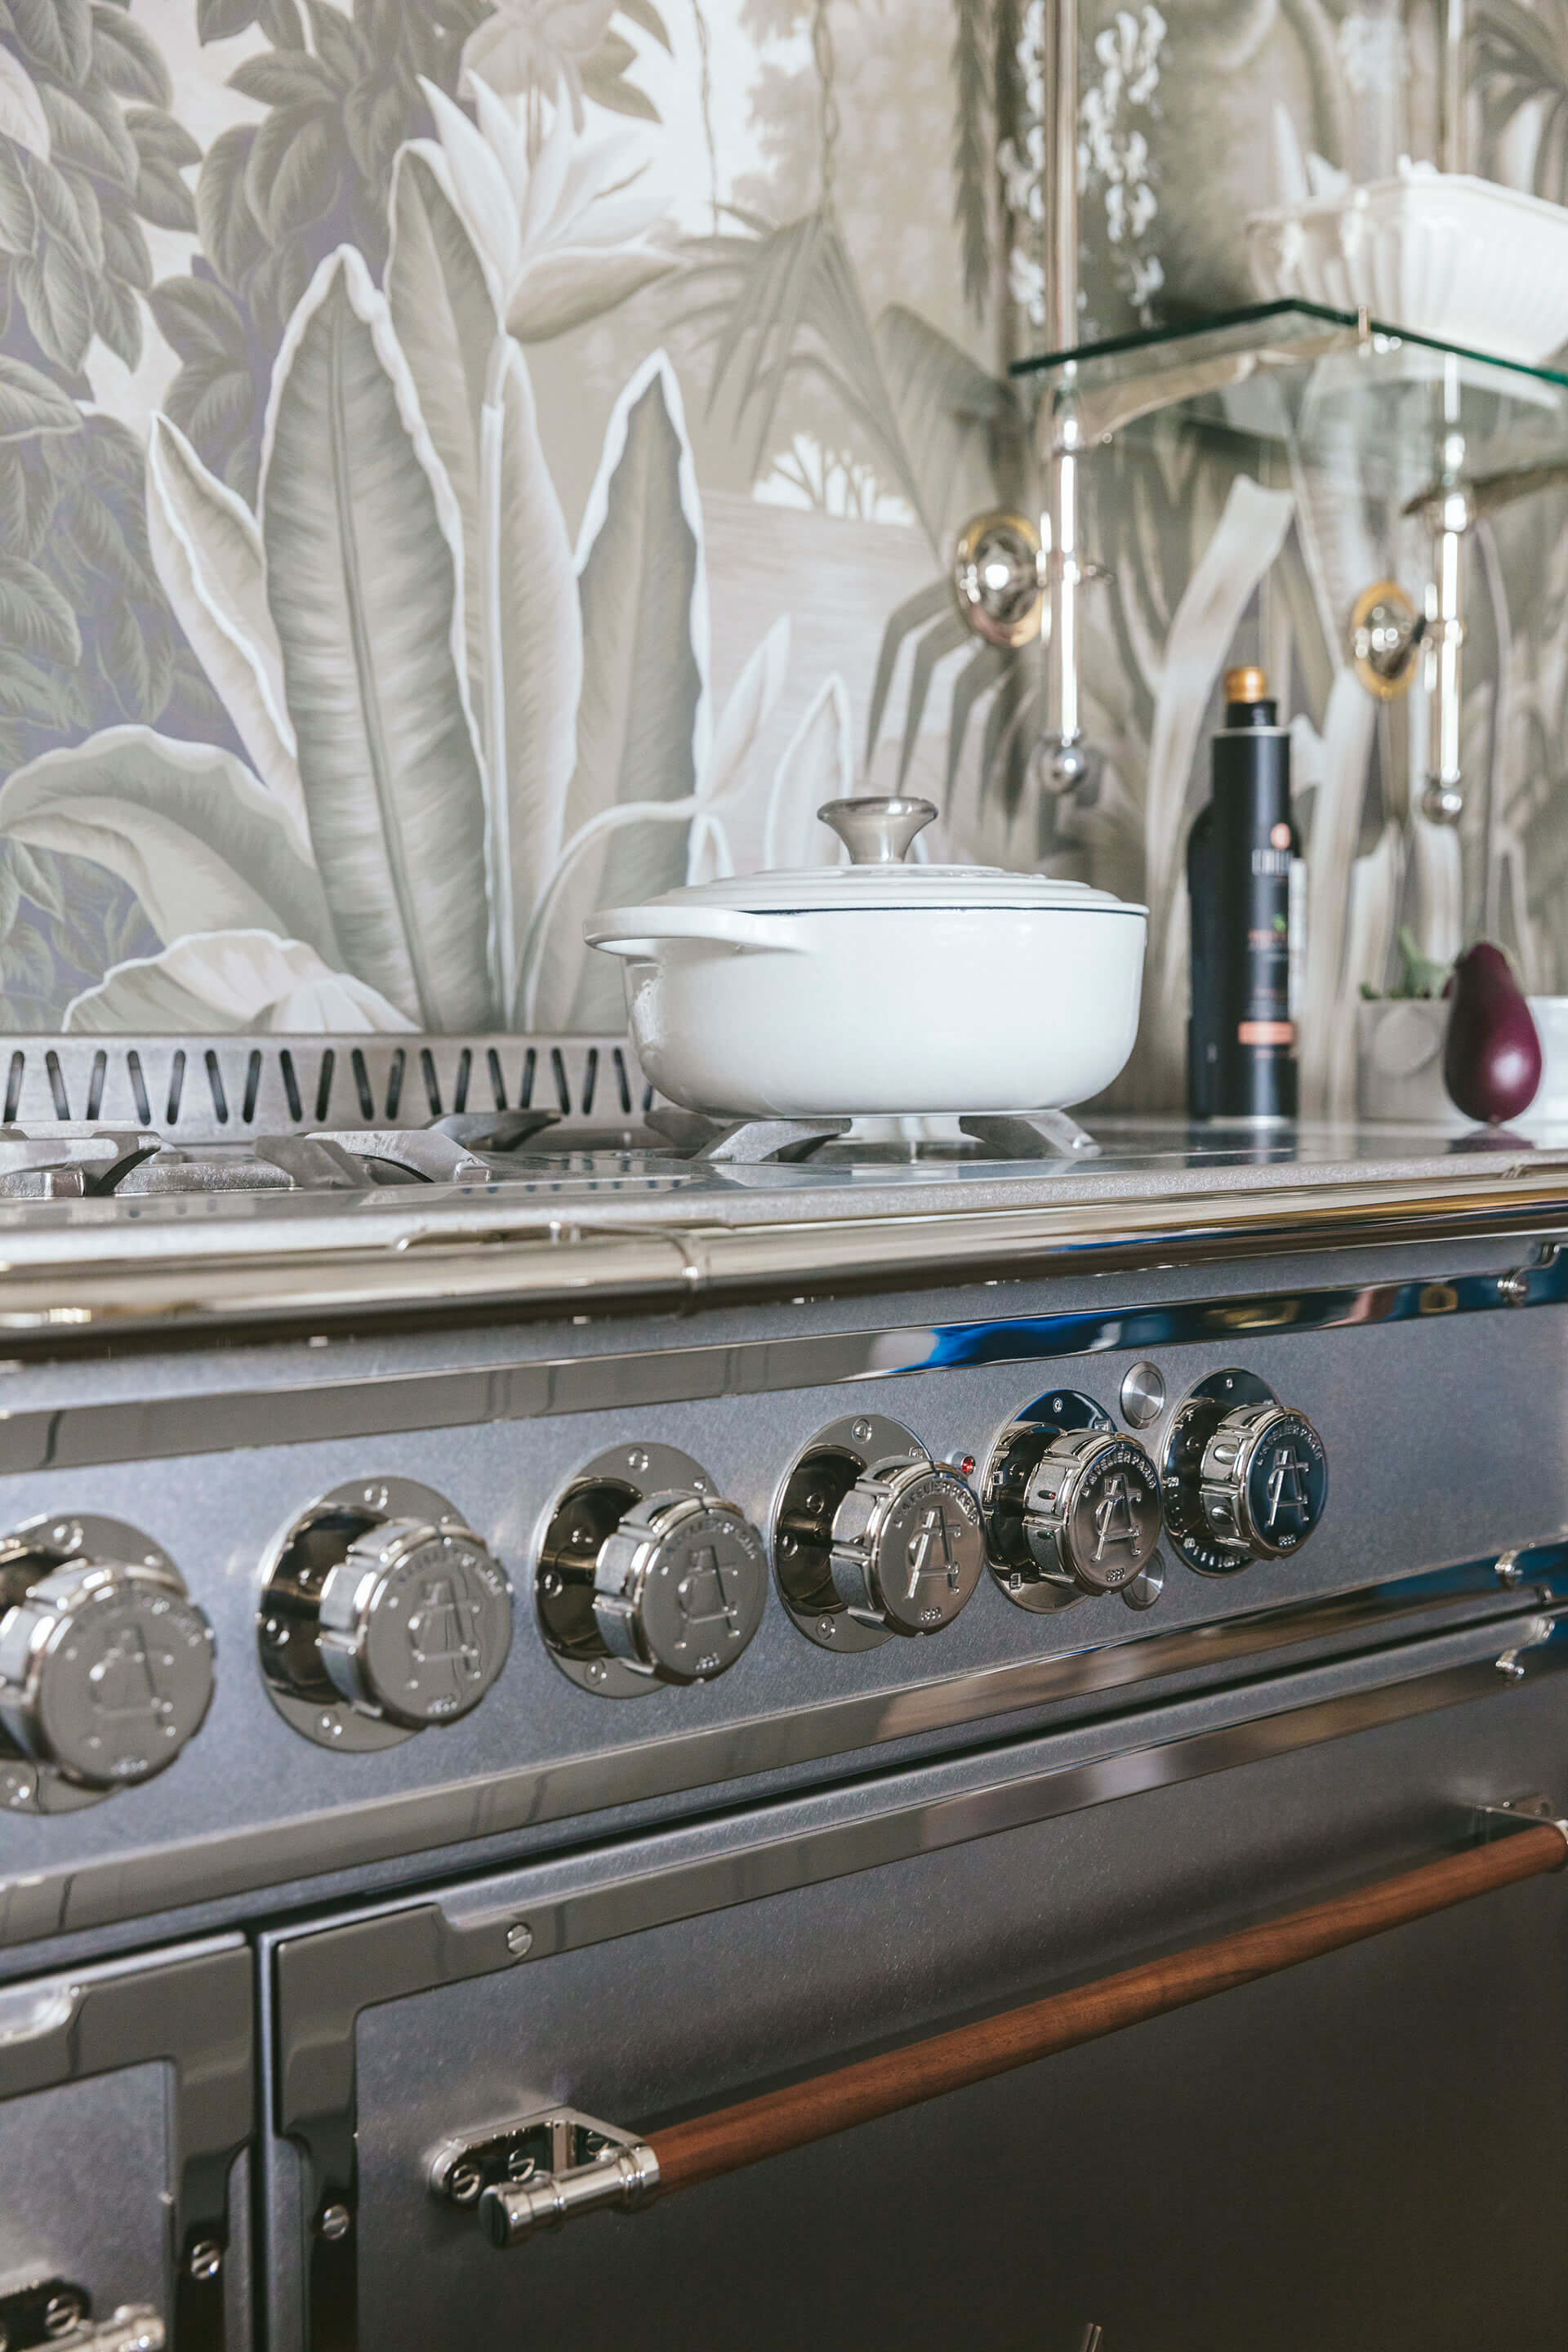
[1474,1792,1568,1860]
[430,2107,659,2248]
[0,2280,163,2350]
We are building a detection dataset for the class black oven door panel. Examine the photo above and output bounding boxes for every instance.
[264,1655,1568,2352]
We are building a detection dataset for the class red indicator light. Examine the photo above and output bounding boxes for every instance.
[959,1454,977,1477]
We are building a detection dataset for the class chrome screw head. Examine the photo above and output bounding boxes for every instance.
[188,2241,222,2282]
[505,1920,533,1957]
[318,2204,351,2242]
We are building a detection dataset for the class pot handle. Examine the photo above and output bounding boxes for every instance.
[584,906,805,957]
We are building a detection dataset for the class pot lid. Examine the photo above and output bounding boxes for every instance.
[630,797,1147,916]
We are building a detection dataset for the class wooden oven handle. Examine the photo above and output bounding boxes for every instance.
[650,1820,1567,2194]
[471,1816,1567,2244]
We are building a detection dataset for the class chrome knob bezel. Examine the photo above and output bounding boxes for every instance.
[536,1441,767,1698]
[0,1514,214,1802]
[826,1457,985,1637]
[981,1391,1165,1612]
[1021,1428,1164,1597]
[258,1477,509,1750]
[316,1516,512,1729]
[1160,1370,1328,1574]
[1198,1401,1329,1561]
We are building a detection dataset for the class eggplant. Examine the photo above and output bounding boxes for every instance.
[1442,942,1542,1123]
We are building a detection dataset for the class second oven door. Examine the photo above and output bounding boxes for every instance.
[265,1645,1568,2352]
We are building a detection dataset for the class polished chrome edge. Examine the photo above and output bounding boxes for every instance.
[5,1556,1561,1953]
[8,1250,1568,1472]
[271,1609,1568,2139]
[0,1169,1566,1346]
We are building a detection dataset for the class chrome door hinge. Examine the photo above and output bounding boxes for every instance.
[429,2108,659,2248]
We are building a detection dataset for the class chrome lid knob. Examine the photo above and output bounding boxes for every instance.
[1021,1429,1163,1596]
[0,1555,214,1789]
[817,795,938,865]
[1199,1402,1328,1561]
[593,1490,768,1686]
[318,1518,513,1728]
[828,1459,985,1636]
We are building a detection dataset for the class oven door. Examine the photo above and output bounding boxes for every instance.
[0,1935,252,2351]
[264,1619,1568,2352]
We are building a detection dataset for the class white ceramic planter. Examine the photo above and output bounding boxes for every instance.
[585,798,1148,1120]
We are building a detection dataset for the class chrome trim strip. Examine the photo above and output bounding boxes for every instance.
[7,1252,1568,1470]
[0,1166,1566,1346]
[4,1557,1561,1950]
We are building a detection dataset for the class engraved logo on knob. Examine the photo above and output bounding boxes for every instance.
[598,1499,768,1682]
[321,1526,513,1728]
[852,1468,984,1635]
[0,1566,216,1788]
[1243,1414,1327,1555]
[1024,1432,1161,1595]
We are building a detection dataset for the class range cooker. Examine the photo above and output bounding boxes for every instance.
[3,1033,1568,2352]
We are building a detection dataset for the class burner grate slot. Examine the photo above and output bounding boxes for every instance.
[86,1048,106,1119]
[45,1049,69,1119]
[165,1049,185,1125]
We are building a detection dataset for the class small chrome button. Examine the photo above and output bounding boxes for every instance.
[0,1516,214,1797]
[537,1443,767,1697]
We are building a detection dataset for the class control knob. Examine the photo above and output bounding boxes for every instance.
[1021,1428,1163,1597]
[1198,1401,1328,1561]
[537,1443,768,1695]
[827,1456,985,1636]
[317,1517,512,1727]
[258,1479,511,1749]
[1160,1371,1328,1575]
[0,1518,214,1791]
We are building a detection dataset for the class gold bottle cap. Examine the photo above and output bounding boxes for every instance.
[1223,665,1269,704]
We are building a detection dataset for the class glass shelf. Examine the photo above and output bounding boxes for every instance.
[1009,301,1568,516]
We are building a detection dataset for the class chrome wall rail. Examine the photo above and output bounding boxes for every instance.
[0,1036,649,1143]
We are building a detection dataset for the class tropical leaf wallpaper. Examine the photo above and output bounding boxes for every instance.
[0,0,1564,1112]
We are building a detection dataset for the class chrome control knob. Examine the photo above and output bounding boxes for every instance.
[1021,1429,1163,1596]
[317,1517,513,1728]
[828,1458,985,1636]
[592,1490,768,1685]
[537,1444,768,1696]
[0,1528,214,1791]
[1198,1401,1328,1561]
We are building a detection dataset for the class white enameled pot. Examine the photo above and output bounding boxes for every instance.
[584,798,1147,1120]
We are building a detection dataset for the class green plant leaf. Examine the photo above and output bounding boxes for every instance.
[259,247,494,1030]
[261,0,305,45]
[579,67,659,122]
[0,352,81,441]
[618,0,671,51]
[244,102,339,238]
[0,142,37,253]
[58,163,104,267]
[0,726,338,951]
[506,240,677,342]
[864,575,950,759]
[303,0,367,86]
[40,78,139,187]
[65,929,415,1034]
[195,124,265,288]
[99,188,151,289]
[91,270,140,368]
[146,413,305,841]
[0,550,80,664]
[763,673,853,870]
[149,274,249,369]
[16,243,92,370]
[524,352,705,1031]
[9,0,91,84]
[0,444,57,550]
[0,47,51,158]
[228,51,339,107]
[90,3,173,106]
[198,0,265,40]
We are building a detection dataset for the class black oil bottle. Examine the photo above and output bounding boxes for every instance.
[1187,665,1298,1124]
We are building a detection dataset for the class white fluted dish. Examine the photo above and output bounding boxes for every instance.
[1247,170,1568,368]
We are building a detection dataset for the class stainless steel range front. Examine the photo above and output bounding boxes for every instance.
[3,1041,1568,2352]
